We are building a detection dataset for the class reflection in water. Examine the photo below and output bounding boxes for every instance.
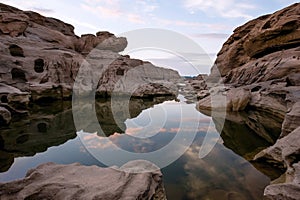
[77,99,209,168]
[212,110,282,159]
[199,109,284,180]
[163,138,269,200]
[0,101,76,172]
[95,97,174,136]
[0,97,171,173]
[0,96,272,199]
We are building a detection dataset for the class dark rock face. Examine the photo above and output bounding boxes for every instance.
[0,162,166,200]
[197,3,300,199]
[0,3,180,124]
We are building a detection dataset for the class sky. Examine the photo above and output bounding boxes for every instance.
[2,0,298,75]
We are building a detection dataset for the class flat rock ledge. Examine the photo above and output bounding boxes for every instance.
[0,162,166,200]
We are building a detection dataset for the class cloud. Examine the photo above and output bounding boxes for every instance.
[181,142,270,199]
[82,3,145,24]
[140,51,215,75]
[81,3,121,19]
[183,0,256,19]
[125,127,143,136]
[32,7,54,14]
[135,0,159,13]
[0,0,38,10]
[192,33,230,39]
[152,17,206,27]
[81,0,159,24]
[127,13,145,24]
[65,17,99,32]
[151,17,232,31]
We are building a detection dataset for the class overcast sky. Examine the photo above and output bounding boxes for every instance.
[2,0,298,75]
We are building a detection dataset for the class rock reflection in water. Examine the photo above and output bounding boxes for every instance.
[0,101,76,172]
[0,97,173,173]
[79,99,271,200]
[198,109,284,180]
[95,96,175,136]
[162,133,270,200]
[0,97,273,199]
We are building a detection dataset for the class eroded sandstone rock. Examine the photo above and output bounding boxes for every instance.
[197,3,300,199]
[209,3,300,81]
[0,161,166,200]
[0,107,10,125]
[255,128,300,199]
[197,87,250,111]
[281,102,300,138]
[0,3,180,119]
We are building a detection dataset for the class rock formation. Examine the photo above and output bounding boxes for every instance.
[0,161,166,200]
[197,3,300,199]
[0,3,180,125]
[0,4,179,197]
[255,127,300,200]
[180,74,209,103]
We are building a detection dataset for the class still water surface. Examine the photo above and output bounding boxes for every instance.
[0,96,271,200]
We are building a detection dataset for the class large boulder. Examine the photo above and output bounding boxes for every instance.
[0,162,166,200]
[263,161,300,200]
[96,59,180,98]
[75,31,127,54]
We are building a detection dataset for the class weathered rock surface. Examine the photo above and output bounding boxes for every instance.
[254,127,300,172]
[177,75,208,103]
[200,3,300,115]
[0,3,180,123]
[0,162,166,200]
[96,60,180,98]
[255,127,300,199]
[209,3,300,81]
[197,87,251,111]
[197,3,300,199]
[281,102,300,138]
[0,107,11,125]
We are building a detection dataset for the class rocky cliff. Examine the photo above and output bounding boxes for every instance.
[197,3,300,199]
[0,3,180,126]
